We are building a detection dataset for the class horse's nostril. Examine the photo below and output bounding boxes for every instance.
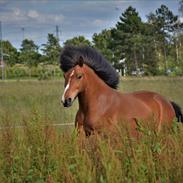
[63,97,72,107]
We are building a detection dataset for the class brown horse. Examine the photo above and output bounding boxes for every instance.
[60,46,183,136]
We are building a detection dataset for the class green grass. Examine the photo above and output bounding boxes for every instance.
[0,77,183,183]
[0,80,77,126]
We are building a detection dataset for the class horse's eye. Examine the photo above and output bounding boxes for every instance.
[77,74,82,79]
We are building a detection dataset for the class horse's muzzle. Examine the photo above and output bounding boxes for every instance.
[63,98,72,107]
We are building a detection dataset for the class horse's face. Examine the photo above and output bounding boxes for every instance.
[61,58,84,107]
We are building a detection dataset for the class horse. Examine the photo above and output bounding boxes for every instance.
[60,46,183,136]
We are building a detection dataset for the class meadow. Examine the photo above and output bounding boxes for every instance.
[0,77,183,183]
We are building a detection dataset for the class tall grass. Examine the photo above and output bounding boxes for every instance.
[0,77,183,182]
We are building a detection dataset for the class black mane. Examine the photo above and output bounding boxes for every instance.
[60,46,119,89]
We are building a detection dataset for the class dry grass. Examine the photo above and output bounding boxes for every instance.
[0,77,183,183]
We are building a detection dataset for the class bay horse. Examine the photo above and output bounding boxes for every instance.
[60,46,183,136]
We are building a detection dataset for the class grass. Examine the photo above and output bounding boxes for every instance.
[0,77,183,183]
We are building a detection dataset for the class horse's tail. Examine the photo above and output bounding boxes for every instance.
[171,101,183,123]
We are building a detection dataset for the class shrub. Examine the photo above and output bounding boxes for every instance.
[1,64,62,80]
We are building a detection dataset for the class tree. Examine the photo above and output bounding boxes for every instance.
[19,39,40,67]
[111,6,147,74]
[147,5,183,73]
[64,36,91,46]
[93,29,114,63]
[41,34,61,64]
[0,40,19,66]
[20,39,38,52]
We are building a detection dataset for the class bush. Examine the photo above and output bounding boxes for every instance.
[5,64,29,79]
[1,64,62,80]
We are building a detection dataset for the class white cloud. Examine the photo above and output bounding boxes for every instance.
[32,12,64,24]
[27,10,39,18]
[0,7,64,24]
[53,14,64,23]
[91,19,114,28]
[27,10,65,23]
[13,8,21,16]
[39,13,64,23]
[93,19,107,26]
[0,8,27,22]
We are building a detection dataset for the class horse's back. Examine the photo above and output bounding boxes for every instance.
[131,90,175,127]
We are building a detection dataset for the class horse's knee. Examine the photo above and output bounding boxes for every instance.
[83,123,95,137]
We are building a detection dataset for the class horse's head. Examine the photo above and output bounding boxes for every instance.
[61,56,85,107]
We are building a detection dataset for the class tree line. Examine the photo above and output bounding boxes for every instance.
[1,4,183,76]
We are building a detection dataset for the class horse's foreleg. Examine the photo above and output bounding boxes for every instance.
[75,110,85,135]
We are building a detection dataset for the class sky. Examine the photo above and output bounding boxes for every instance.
[0,0,181,49]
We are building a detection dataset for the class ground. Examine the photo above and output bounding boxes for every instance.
[0,77,183,182]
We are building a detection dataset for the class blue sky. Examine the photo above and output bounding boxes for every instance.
[0,0,181,49]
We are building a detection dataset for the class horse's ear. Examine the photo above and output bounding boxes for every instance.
[78,56,84,67]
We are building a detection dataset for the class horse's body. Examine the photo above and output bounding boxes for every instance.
[72,65,174,135]
[60,46,183,136]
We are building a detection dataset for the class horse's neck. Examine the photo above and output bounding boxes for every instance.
[78,67,113,112]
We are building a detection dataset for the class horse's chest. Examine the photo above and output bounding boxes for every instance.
[83,110,116,131]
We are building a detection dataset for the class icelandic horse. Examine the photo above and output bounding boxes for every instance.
[60,46,183,136]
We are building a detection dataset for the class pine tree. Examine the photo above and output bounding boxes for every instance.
[112,6,148,74]
[147,5,183,74]
[19,39,40,67]
[41,34,61,64]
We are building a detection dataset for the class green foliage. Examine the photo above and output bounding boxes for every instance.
[0,40,19,66]
[20,39,38,52]
[41,34,61,64]
[92,5,183,76]
[154,5,181,34]
[110,6,159,75]
[147,5,183,74]
[93,29,114,63]
[1,64,62,79]
[19,39,41,67]
[64,36,91,47]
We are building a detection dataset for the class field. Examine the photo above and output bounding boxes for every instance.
[0,77,183,183]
